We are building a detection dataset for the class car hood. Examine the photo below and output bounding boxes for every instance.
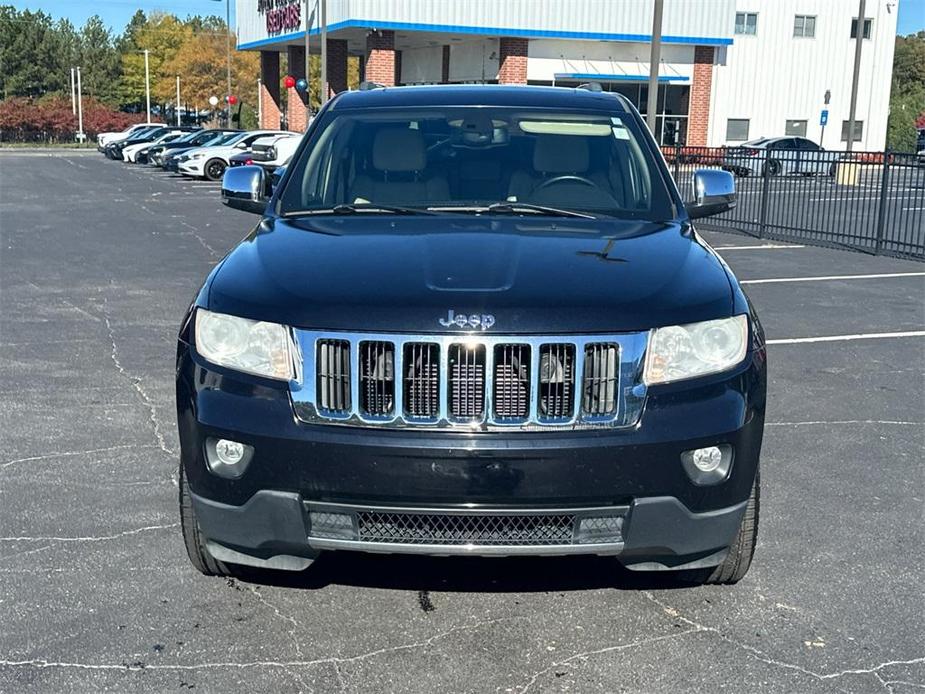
[206,216,735,334]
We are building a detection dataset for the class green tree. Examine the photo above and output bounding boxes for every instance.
[0,8,67,97]
[77,16,121,105]
[117,12,189,108]
[887,32,925,151]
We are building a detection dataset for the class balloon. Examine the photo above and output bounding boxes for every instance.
[228,94,238,106]
[283,75,296,89]
[208,95,219,107]
[296,78,308,92]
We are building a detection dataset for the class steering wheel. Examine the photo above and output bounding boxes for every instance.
[534,175,598,191]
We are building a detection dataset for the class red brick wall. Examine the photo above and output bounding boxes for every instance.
[498,37,528,84]
[286,45,308,132]
[327,39,349,97]
[259,51,281,130]
[688,46,714,146]
[365,30,395,86]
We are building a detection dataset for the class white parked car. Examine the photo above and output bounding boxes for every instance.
[97,122,163,150]
[723,136,842,177]
[250,132,302,167]
[122,130,186,163]
[176,130,288,180]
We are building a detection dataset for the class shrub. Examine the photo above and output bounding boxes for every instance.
[0,96,143,143]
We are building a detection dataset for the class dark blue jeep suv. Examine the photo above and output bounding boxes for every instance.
[176,85,766,585]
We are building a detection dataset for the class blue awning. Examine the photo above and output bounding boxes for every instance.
[553,73,689,83]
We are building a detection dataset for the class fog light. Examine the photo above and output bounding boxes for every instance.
[681,444,733,486]
[215,439,245,466]
[691,446,723,472]
[205,437,254,479]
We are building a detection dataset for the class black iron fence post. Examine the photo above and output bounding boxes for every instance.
[673,143,681,188]
[757,160,771,239]
[874,149,891,255]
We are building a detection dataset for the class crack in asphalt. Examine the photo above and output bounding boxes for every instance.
[173,219,221,259]
[516,628,704,693]
[244,585,317,692]
[0,616,517,677]
[97,301,176,458]
[0,444,156,471]
[642,592,925,693]
[0,523,179,544]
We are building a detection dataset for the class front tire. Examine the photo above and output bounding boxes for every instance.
[683,468,760,585]
[179,463,235,577]
[762,159,781,177]
[204,158,226,181]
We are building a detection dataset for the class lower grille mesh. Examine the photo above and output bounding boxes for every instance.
[356,511,576,545]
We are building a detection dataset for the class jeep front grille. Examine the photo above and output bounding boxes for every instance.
[293,331,649,430]
[493,344,530,420]
[448,344,486,420]
[582,343,619,416]
[316,339,351,413]
[359,341,394,416]
[403,343,440,419]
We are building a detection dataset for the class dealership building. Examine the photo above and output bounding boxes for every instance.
[236,0,897,150]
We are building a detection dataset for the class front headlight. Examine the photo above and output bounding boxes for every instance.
[190,152,205,159]
[194,309,295,381]
[644,315,748,385]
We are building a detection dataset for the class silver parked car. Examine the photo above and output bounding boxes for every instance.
[723,137,841,177]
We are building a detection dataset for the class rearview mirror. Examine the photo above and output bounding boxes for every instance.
[685,169,736,220]
[221,165,267,214]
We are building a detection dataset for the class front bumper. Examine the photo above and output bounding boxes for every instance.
[177,338,766,571]
[178,160,204,176]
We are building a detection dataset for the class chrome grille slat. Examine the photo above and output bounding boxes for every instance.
[293,332,646,430]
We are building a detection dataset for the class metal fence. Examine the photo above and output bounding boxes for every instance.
[663,145,925,261]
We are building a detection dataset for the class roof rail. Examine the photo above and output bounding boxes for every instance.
[576,82,603,93]
[358,81,386,91]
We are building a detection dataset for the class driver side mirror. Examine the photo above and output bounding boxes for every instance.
[685,169,736,220]
[222,165,268,214]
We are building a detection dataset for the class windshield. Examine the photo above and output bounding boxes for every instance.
[175,130,201,143]
[202,132,238,147]
[278,106,673,219]
[222,132,250,146]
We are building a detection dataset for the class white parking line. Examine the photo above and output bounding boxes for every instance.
[741,271,925,285]
[767,330,925,344]
[716,244,806,250]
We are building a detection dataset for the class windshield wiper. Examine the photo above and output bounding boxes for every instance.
[283,203,437,217]
[428,203,596,219]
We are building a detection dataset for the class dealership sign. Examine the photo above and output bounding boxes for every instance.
[257,0,301,35]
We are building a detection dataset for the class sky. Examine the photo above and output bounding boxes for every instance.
[8,0,925,36]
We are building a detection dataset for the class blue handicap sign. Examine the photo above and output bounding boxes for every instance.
[820,110,829,126]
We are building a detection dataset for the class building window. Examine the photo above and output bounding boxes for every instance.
[840,120,864,142]
[726,118,750,141]
[785,120,808,137]
[850,18,872,39]
[793,15,816,37]
[735,12,758,35]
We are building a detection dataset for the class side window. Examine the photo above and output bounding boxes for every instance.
[850,18,872,39]
[726,119,750,141]
[785,120,808,137]
[796,139,819,151]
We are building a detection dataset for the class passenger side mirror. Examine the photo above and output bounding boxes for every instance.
[221,165,268,214]
[685,169,736,220]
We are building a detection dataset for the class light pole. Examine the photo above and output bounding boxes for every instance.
[176,75,182,126]
[76,66,85,142]
[208,0,233,126]
[646,0,664,138]
[144,49,151,123]
[846,0,866,152]
[320,0,328,104]
[70,67,76,115]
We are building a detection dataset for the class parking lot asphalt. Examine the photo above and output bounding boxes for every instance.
[1,150,923,694]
